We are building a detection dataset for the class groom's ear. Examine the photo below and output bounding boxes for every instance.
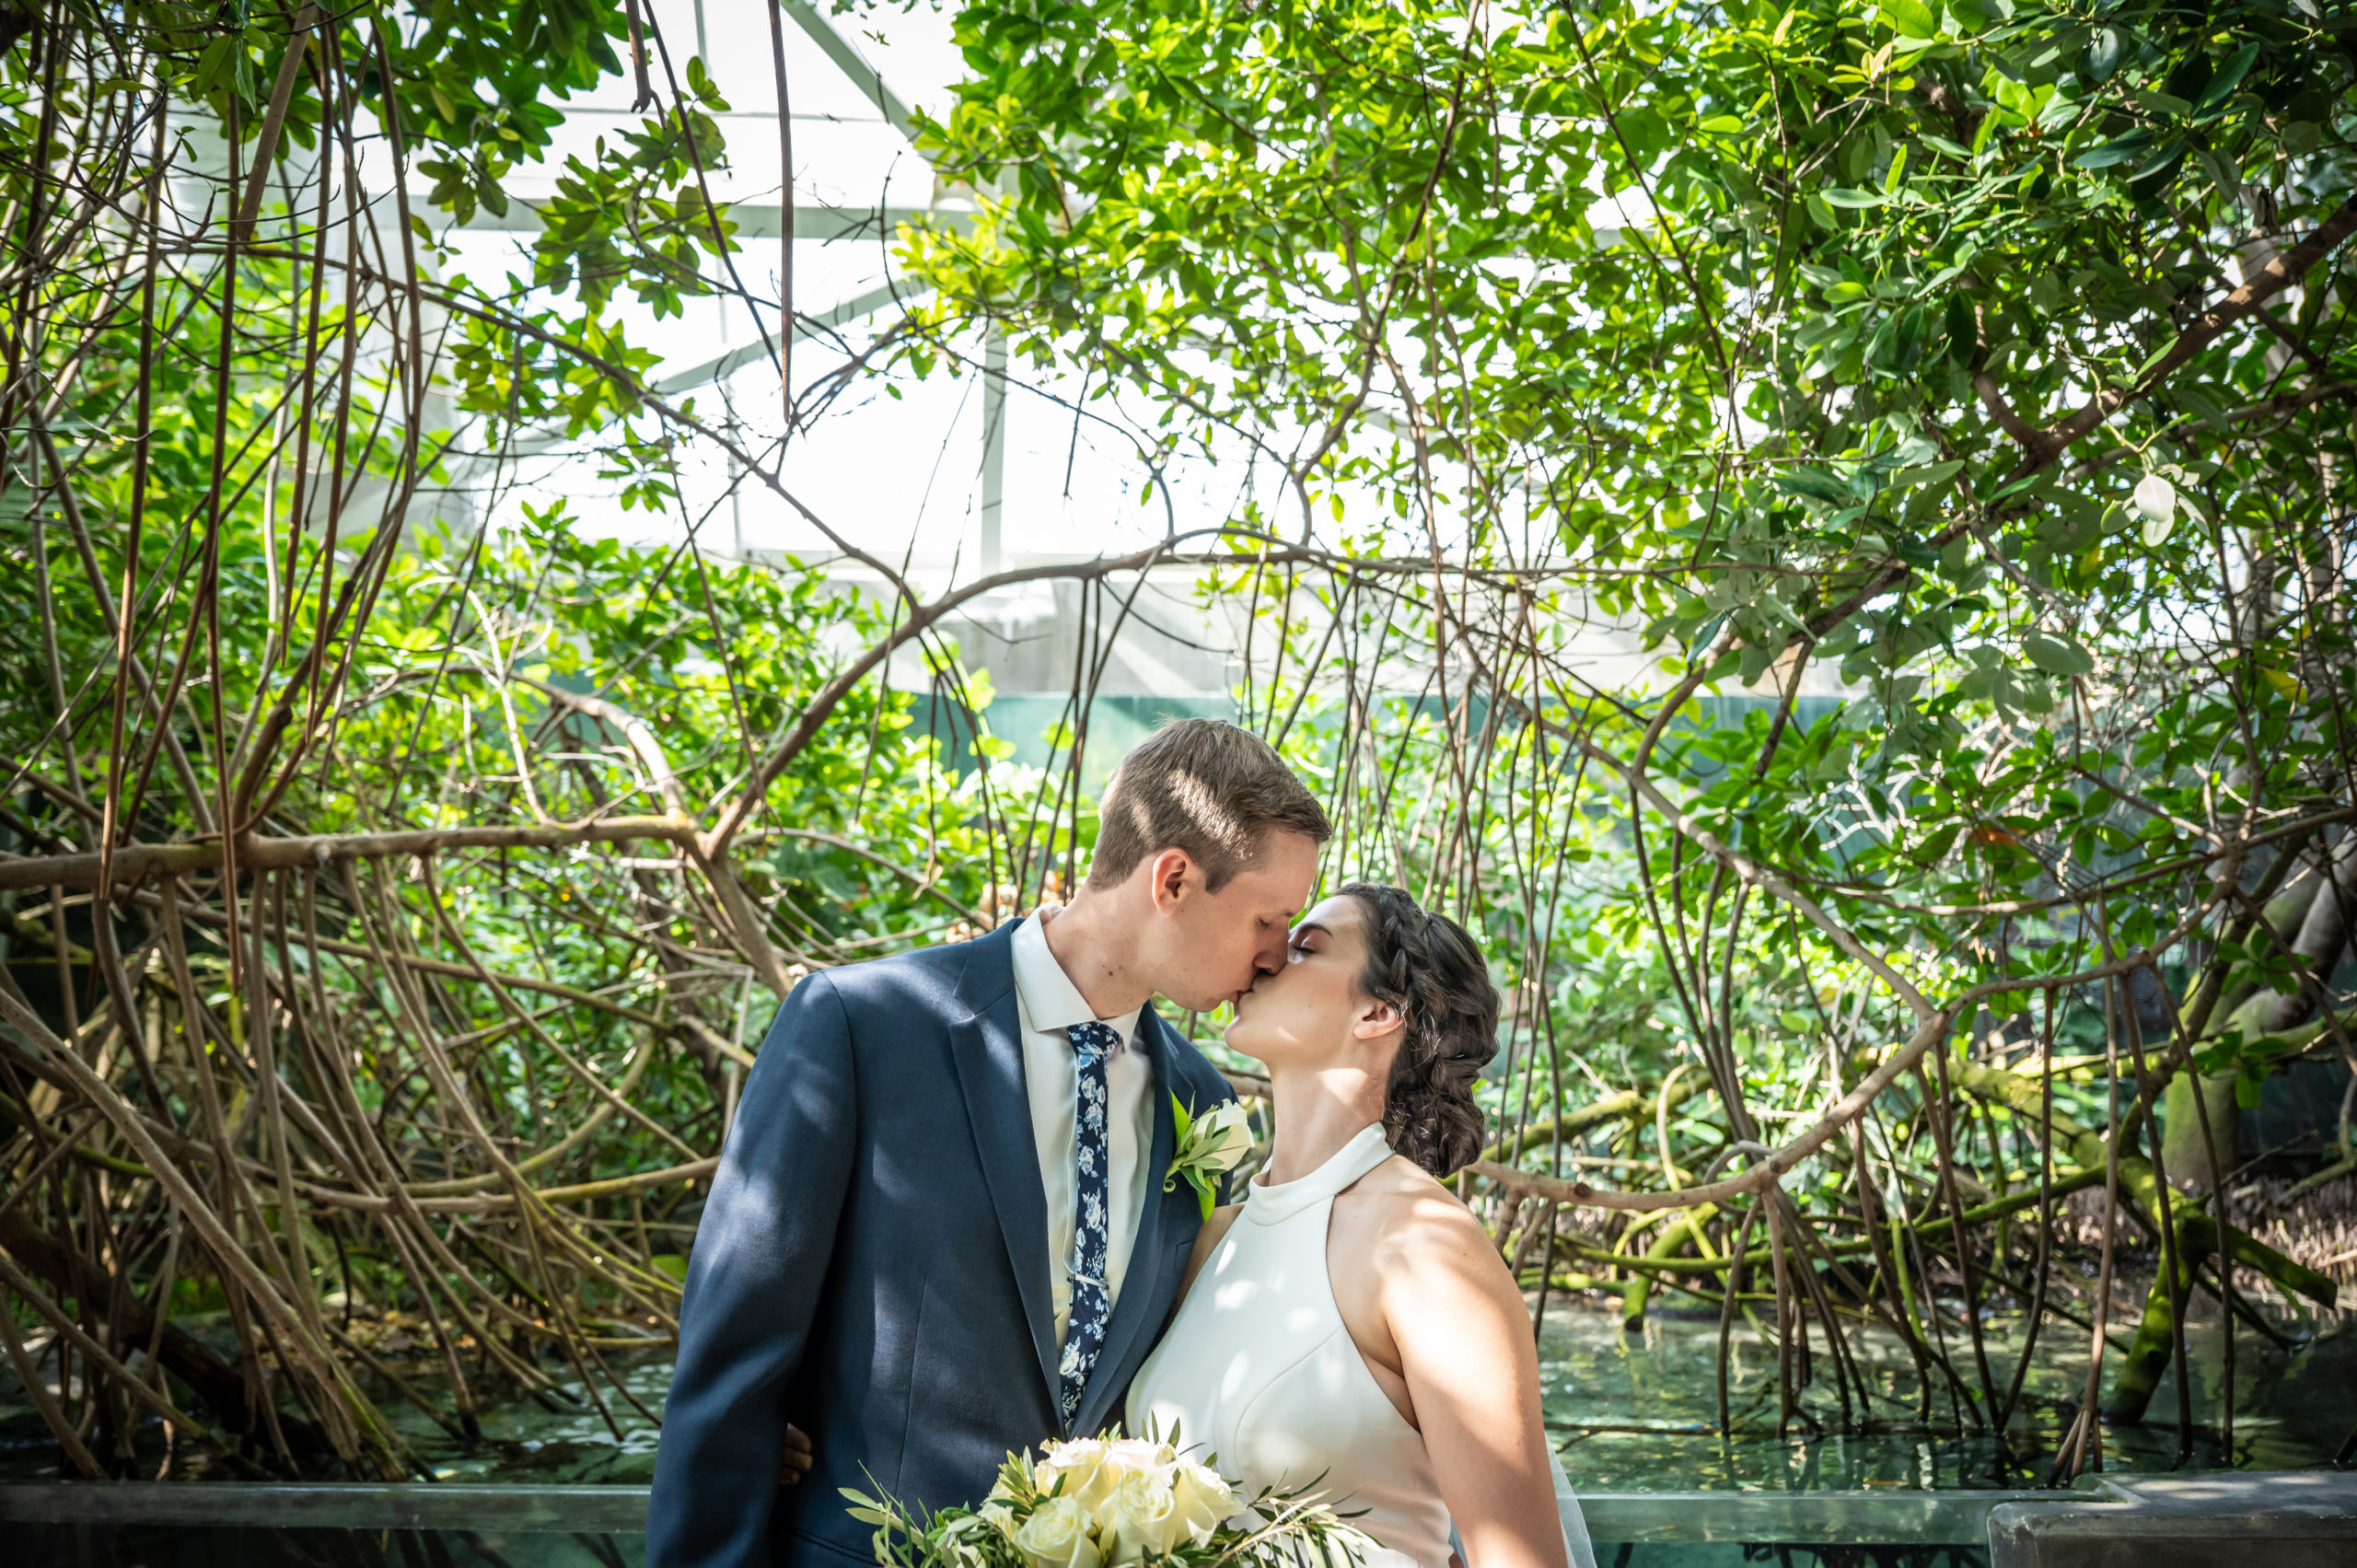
[1147,846,1201,912]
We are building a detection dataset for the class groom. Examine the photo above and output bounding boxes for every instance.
[648,719,1331,1568]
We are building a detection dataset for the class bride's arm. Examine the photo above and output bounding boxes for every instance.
[1376,1190,1568,1568]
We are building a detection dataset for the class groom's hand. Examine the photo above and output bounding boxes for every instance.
[778,1423,813,1486]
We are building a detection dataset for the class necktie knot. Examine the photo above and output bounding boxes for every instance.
[1065,1020,1122,1065]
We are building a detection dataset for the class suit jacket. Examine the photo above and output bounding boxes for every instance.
[647,918,1238,1568]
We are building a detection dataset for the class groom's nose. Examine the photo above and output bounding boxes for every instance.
[1250,927,1287,977]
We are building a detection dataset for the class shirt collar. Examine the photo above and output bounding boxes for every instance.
[1010,907,1143,1049]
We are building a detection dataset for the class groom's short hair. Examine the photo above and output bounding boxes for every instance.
[1089,718,1330,892]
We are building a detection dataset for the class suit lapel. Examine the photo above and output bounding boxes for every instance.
[1073,1008,1206,1436]
[946,923,1062,1414]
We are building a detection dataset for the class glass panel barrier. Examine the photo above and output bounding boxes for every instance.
[1,1484,2044,1568]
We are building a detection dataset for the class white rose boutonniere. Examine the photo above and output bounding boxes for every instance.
[1163,1096,1253,1221]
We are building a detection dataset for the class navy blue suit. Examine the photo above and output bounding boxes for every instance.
[647,919,1237,1568]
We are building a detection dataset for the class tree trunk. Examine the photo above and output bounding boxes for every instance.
[2165,836,2357,1189]
[0,1211,330,1452]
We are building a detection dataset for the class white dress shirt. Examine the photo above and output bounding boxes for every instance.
[1010,908,1155,1346]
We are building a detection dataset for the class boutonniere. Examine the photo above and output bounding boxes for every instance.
[1164,1095,1253,1220]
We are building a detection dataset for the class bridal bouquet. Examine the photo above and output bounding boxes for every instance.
[843,1434,1369,1568]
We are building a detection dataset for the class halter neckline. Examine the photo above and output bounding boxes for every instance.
[1244,1121,1394,1225]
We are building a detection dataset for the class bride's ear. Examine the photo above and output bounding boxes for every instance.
[1351,998,1405,1051]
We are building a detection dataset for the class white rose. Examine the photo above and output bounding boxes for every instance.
[1037,1437,1121,1512]
[1103,1435,1177,1482]
[1167,1461,1238,1545]
[980,1501,1020,1539]
[1097,1469,1182,1563]
[1013,1496,1105,1568]
[1195,1103,1254,1167]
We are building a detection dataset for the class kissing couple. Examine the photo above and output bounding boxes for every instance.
[649,720,1594,1568]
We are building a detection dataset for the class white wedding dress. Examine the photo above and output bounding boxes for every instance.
[1126,1123,1596,1568]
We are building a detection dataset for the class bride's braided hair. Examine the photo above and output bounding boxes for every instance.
[1337,883,1499,1178]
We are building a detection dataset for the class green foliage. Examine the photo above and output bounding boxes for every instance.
[4,0,2351,1469]
[0,6,1005,1463]
[528,60,739,317]
[907,0,2356,1067]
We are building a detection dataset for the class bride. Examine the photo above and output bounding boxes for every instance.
[1127,883,1596,1568]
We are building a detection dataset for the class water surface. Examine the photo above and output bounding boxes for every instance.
[1539,1297,2355,1491]
[6,1297,2350,1490]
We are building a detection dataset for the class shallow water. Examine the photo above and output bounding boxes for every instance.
[1539,1296,2356,1490]
[368,1296,2357,1489]
[349,1294,2357,1489]
[6,1297,2351,1490]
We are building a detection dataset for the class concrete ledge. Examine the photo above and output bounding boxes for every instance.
[1989,1473,2357,1568]
[9,1472,2348,1556]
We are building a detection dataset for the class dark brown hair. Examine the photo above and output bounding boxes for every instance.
[1087,718,1332,891]
[1338,883,1498,1177]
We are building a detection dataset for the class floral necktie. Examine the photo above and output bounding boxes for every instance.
[1058,1019,1122,1427]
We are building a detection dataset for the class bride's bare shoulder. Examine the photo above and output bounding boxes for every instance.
[1345,1156,1498,1266]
